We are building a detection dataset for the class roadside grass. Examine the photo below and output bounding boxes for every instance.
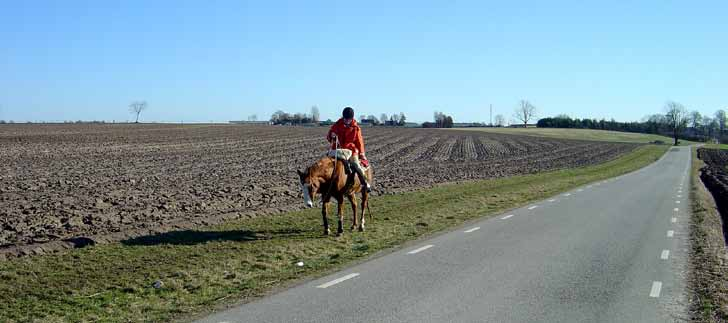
[702,143,728,150]
[454,127,698,146]
[0,145,667,323]
[689,147,728,321]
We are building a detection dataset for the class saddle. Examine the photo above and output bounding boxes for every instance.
[327,149,354,175]
[328,155,368,175]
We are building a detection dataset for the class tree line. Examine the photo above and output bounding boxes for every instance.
[270,107,320,125]
[422,111,454,128]
[269,106,411,126]
[359,113,407,126]
[537,102,727,144]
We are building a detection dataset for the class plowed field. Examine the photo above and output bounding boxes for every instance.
[0,124,638,253]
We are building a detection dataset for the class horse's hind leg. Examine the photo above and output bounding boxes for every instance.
[336,196,345,236]
[347,194,358,231]
[322,200,331,236]
[359,192,367,232]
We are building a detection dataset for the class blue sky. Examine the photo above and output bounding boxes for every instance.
[1,1,726,123]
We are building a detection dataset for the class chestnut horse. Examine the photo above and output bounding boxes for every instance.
[297,156,373,236]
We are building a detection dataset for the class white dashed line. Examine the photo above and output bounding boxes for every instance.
[577,189,584,192]
[564,193,571,197]
[528,206,538,210]
[675,201,680,204]
[548,199,556,202]
[671,217,677,223]
[407,245,434,255]
[667,230,674,238]
[317,273,360,288]
[677,195,682,198]
[464,227,480,233]
[674,208,679,212]
[650,281,662,298]
[501,214,514,220]
[661,250,670,260]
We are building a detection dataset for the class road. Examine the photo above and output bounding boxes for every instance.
[198,146,691,323]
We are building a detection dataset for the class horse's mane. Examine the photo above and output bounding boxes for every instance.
[306,156,336,180]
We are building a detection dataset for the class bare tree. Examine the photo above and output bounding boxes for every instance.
[367,114,379,125]
[129,101,148,123]
[689,110,702,129]
[380,113,387,124]
[715,109,726,133]
[311,105,320,123]
[495,114,506,127]
[664,101,689,146]
[703,117,719,139]
[513,100,536,127]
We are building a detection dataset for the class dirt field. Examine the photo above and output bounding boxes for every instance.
[697,148,728,244]
[0,124,639,253]
[691,148,728,321]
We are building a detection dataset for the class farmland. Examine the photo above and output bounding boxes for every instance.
[0,124,638,254]
[697,147,728,229]
[457,127,696,145]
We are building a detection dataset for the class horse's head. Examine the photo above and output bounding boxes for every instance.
[297,168,318,208]
[298,157,336,208]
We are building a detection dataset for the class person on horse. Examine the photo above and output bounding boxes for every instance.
[327,107,372,192]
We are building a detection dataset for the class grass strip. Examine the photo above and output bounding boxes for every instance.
[0,144,667,323]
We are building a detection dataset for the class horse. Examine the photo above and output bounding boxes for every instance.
[297,155,373,236]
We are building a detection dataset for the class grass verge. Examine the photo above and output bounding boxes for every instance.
[0,144,667,323]
[689,147,728,321]
[454,127,698,145]
[701,143,728,150]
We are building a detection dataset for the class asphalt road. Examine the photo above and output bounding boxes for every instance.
[198,146,691,323]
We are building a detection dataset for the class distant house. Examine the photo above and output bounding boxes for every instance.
[359,119,376,127]
[403,122,420,128]
[229,120,273,125]
[452,122,484,128]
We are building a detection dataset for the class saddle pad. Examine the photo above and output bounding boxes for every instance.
[327,149,353,160]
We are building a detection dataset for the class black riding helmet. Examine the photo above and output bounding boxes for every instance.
[342,107,354,119]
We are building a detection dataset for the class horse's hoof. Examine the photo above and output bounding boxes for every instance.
[336,231,343,237]
[350,225,356,231]
[358,226,365,232]
[324,229,331,236]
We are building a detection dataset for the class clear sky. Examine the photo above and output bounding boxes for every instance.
[1,1,726,124]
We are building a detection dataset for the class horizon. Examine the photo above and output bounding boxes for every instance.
[2,1,727,124]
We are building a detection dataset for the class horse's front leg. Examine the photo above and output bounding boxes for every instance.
[322,199,331,236]
[336,196,345,236]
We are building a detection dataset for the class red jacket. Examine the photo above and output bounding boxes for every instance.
[327,118,366,155]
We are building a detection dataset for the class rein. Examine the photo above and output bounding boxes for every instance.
[322,136,340,202]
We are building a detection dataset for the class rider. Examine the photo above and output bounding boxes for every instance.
[327,107,372,192]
